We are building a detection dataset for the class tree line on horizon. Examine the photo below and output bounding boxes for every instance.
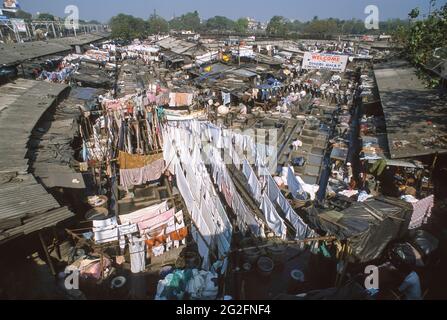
[6,9,416,41]
[108,10,411,40]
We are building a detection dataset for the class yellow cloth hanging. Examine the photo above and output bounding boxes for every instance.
[118,151,163,170]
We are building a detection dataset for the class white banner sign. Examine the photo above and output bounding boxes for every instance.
[302,52,349,72]
[10,18,26,32]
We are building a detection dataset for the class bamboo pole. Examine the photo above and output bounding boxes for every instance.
[39,231,56,276]
[231,236,336,255]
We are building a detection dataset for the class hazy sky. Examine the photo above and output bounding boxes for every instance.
[17,0,446,23]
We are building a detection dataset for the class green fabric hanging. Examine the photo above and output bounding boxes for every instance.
[156,107,165,119]
[320,243,331,258]
[369,159,387,176]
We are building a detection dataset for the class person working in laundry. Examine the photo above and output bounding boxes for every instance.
[397,269,422,300]
[292,138,303,151]
[344,162,353,184]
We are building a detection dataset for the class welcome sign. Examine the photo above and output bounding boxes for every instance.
[302,52,349,72]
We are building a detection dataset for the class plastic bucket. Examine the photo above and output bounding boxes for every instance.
[287,269,305,294]
[257,256,274,277]
[85,207,109,221]
[242,262,252,272]
[87,195,108,208]
[244,248,261,264]
[109,276,128,298]
[266,244,287,263]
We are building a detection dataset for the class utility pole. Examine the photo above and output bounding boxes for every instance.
[25,23,32,39]
[13,23,21,43]
[238,40,241,66]
[51,22,57,38]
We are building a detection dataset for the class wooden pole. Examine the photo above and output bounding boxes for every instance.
[51,22,57,38]
[100,248,104,280]
[38,231,56,276]
[240,280,246,300]
[231,236,336,255]
[52,227,62,261]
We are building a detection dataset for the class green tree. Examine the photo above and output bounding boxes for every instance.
[394,3,447,86]
[286,20,304,33]
[183,11,201,31]
[337,18,366,35]
[15,10,32,22]
[170,11,201,31]
[148,14,169,34]
[169,17,184,30]
[205,16,235,32]
[234,18,249,33]
[110,14,147,40]
[305,18,338,36]
[409,8,420,20]
[87,20,102,25]
[37,13,55,21]
[266,16,288,36]
[379,19,409,34]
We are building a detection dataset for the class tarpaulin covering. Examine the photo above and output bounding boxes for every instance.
[306,197,412,263]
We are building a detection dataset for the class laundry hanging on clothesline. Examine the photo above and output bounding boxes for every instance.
[266,175,316,240]
[165,120,269,239]
[222,92,231,106]
[166,126,234,256]
[287,166,308,201]
[168,92,194,107]
[119,153,165,191]
[260,194,287,239]
[243,159,262,202]
[118,151,163,169]
[91,201,188,265]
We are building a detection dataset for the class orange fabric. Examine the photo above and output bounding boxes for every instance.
[145,234,167,250]
[175,93,189,106]
[169,227,188,241]
[118,151,163,169]
[145,239,155,247]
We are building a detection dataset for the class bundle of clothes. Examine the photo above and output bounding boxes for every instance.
[155,269,219,300]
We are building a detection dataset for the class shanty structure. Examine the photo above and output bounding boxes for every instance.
[307,197,413,263]
[0,79,75,247]
[0,33,110,67]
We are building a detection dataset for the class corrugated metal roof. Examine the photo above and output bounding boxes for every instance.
[0,33,109,66]
[0,177,60,221]
[0,41,69,66]
[0,79,76,244]
[156,37,197,55]
[0,79,68,173]
[51,32,110,47]
[0,207,74,243]
[22,206,75,235]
